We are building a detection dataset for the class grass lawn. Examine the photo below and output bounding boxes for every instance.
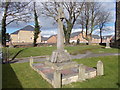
[4,45,119,59]
[63,56,119,88]
[2,55,119,88]
[2,63,52,88]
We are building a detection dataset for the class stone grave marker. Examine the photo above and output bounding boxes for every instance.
[78,64,86,81]
[30,56,33,67]
[53,70,61,88]
[105,38,111,48]
[97,60,104,76]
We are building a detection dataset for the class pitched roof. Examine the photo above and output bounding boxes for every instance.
[41,36,49,41]
[11,25,41,35]
[102,35,113,39]
[102,35,113,38]
[11,30,20,34]
[92,35,100,39]
[20,25,34,31]
[70,31,82,38]
[48,35,57,39]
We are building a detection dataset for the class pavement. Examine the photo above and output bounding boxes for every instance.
[7,52,120,64]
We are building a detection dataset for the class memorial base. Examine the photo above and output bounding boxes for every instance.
[45,61,78,70]
[49,49,71,63]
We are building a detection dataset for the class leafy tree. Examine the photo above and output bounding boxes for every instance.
[33,2,40,47]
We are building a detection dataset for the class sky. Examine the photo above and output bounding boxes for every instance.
[1,1,116,37]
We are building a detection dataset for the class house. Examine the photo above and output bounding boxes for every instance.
[47,35,57,43]
[102,35,114,43]
[70,32,101,43]
[45,32,101,44]
[41,36,48,43]
[92,35,100,43]
[10,25,41,45]
[70,31,88,43]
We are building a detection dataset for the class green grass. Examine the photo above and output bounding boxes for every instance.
[2,55,119,88]
[2,63,52,88]
[63,56,119,88]
[4,45,119,59]
[8,46,56,59]
[91,47,119,54]
[65,45,103,55]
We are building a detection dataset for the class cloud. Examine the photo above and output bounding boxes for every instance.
[93,25,115,36]
[4,1,115,38]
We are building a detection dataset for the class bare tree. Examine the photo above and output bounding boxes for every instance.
[0,0,31,47]
[41,2,84,44]
[78,2,103,45]
[97,11,111,44]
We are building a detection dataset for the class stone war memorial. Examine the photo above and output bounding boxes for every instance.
[29,4,104,88]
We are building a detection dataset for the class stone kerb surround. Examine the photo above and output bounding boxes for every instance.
[29,57,104,88]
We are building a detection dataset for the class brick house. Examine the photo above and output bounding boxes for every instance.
[46,32,101,44]
[41,31,113,44]
[70,32,101,43]
[92,35,101,43]
[47,35,57,43]
[41,36,48,43]
[10,25,41,45]
[41,35,57,44]
[70,32,88,43]
[102,35,114,43]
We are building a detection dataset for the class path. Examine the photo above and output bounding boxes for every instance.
[8,52,120,63]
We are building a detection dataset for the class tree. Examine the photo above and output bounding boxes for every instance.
[41,2,84,44]
[33,2,40,47]
[6,33,10,42]
[97,11,111,44]
[78,2,103,45]
[0,0,31,47]
[115,1,120,44]
[1,1,9,47]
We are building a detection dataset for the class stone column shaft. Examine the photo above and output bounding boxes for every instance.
[56,5,64,51]
[57,19,64,50]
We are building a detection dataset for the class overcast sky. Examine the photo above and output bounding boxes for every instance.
[1,1,116,37]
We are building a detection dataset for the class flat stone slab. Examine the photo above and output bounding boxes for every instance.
[32,62,96,85]
[45,61,78,70]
